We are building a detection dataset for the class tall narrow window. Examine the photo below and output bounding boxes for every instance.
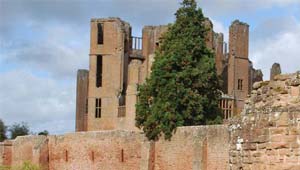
[97,23,103,44]
[96,55,102,87]
[65,150,68,162]
[85,98,88,113]
[95,98,101,118]
[238,79,243,90]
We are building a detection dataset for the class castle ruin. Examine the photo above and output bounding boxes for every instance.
[1,17,299,170]
[75,17,262,132]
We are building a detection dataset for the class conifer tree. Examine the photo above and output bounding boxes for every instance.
[0,119,7,142]
[136,0,222,140]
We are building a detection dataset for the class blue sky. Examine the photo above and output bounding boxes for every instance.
[0,0,299,135]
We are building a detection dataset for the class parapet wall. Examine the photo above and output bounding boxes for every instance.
[0,126,229,170]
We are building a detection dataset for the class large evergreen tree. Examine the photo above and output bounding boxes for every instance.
[136,0,222,140]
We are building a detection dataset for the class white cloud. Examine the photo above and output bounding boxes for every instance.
[198,0,300,16]
[2,23,89,79]
[250,17,300,79]
[0,70,75,134]
[211,19,229,42]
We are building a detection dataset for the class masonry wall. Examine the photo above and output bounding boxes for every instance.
[1,126,230,170]
[141,25,168,81]
[0,140,12,166]
[214,33,224,76]
[48,131,151,170]
[88,18,131,131]
[229,73,300,170]
[154,125,229,170]
[75,69,89,132]
[228,20,250,114]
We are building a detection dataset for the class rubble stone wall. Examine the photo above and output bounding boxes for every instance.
[229,72,300,170]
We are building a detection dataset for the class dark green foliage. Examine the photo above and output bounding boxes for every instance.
[38,130,49,136]
[9,122,29,139]
[136,0,222,141]
[0,119,7,142]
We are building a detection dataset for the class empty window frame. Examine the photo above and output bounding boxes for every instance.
[97,23,103,44]
[96,55,102,87]
[85,98,88,114]
[238,79,243,90]
[95,98,101,118]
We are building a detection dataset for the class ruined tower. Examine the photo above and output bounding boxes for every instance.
[75,69,89,131]
[214,33,225,76]
[87,18,131,130]
[75,17,258,131]
[227,20,250,114]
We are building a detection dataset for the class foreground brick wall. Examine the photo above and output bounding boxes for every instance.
[154,125,229,170]
[14,136,48,169]
[229,73,300,170]
[0,126,229,170]
[48,131,150,170]
[0,140,12,166]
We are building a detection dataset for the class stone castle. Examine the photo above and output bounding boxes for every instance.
[1,17,300,170]
[75,17,262,132]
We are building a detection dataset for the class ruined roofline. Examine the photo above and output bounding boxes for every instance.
[77,69,89,73]
[142,25,169,30]
[231,19,249,27]
[90,17,130,26]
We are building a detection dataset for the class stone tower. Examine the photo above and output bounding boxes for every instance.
[214,33,224,76]
[75,69,89,131]
[87,18,131,130]
[75,17,259,131]
[227,20,250,114]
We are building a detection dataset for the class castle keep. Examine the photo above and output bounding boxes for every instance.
[75,17,262,132]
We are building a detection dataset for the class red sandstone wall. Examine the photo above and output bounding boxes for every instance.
[154,125,229,170]
[48,131,150,170]
[11,136,49,169]
[1,126,229,170]
[229,73,300,170]
[0,140,12,166]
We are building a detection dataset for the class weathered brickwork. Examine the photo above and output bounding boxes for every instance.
[229,72,300,170]
[75,69,89,131]
[154,126,229,170]
[0,126,229,170]
[11,136,49,169]
[0,140,12,166]
[227,20,250,115]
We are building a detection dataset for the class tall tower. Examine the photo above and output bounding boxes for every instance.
[227,20,250,114]
[75,69,89,131]
[87,18,131,130]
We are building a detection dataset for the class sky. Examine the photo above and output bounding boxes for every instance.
[0,0,299,135]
